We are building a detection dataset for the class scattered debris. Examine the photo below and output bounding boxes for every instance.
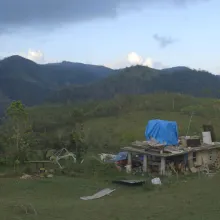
[50,148,76,169]
[151,177,162,185]
[121,119,220,176]
[190,167,197,173]
[80,188,115,200]
[99,153,116,162]
[20,174,32,180]
[112,179,145,186]
[47,174,53,178]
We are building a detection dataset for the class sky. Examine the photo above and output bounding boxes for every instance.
[0,0,220,73]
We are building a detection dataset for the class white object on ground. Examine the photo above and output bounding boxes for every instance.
[99,153,116,162]
[47,174,54,178]
[80,188,115,200]
[20,174,32,179]
[151,177,162,185]
[50,148,76,169]
[125,164,132,173]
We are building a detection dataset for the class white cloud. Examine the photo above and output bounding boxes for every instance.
[105,52,167,69]
[20,49,45,63]
[143,58,153,68]
[27,49,44,62]
[127,52,144,65]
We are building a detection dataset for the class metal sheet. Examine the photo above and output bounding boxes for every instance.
[80,188,115,200]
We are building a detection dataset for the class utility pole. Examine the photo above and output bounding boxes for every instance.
[185,112,194,137]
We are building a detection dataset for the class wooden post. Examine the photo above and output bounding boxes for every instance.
[143,155,148,172]
[160,157,166,175]
[126,152,132,173]
[160,148,165,175]
[127,152,132,166]
[188,152,193,168]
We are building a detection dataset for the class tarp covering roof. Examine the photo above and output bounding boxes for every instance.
[145,119,178,146]
[114,152,128,161]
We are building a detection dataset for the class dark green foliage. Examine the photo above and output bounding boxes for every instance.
[68,124,87,163]
[49,65,220,103]
[0,55,113,107]
[24,93,220,154]
[1,93,220,167]
[6,100,27,120]
[2,101,33,164]
[1,55,220,112]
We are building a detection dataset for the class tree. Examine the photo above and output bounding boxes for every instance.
[68,123,88,163]
[5,101,32,163]
[6,100,27,121]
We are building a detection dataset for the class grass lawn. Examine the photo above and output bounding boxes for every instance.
[0,174,220,220]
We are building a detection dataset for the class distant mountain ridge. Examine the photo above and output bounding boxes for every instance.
[161,66,191,73]
[1,55,220,112]
[49,65,220,103]
[0,55,114,109]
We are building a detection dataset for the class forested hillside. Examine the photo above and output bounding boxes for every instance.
[26,93,220,152]
[49,65,220,103]
[1,55,220,116]
[0,55,113,108]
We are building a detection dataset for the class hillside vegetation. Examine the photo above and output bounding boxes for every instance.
[1,55,220,112]
[50,65,220,103]
[25,93,220,153]
[0,55,113,107]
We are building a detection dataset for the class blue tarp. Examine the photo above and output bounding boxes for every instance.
[114,152,128,162]
[145,119,178,146]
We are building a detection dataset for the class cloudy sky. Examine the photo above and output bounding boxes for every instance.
[0,0,219,73]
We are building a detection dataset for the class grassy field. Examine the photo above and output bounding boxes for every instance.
[0,174,220,220]
[84,110,220,152]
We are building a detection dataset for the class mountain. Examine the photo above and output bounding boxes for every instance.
[161,66,191,73]
[0,55,113,107]
[49,65,220,103]
[41,61,113,86]
[1,55,220,110]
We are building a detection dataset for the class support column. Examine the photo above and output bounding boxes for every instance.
[126,152,132,173]
[188,152,193,168]
[127,152,132,165]
[143,155,148,172]
[160,157,166,175]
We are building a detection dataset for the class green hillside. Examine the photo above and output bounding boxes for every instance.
[26,93,220,153]
[1,55,220,111]
[0,55,113,106]
[49,65,220,103]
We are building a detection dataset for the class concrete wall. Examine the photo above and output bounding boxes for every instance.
[195,149,219,166]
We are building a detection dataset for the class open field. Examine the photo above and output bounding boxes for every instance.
[84,110,220,152]
[0,175,220,220]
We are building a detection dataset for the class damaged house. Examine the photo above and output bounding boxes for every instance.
[121,119,220,175]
